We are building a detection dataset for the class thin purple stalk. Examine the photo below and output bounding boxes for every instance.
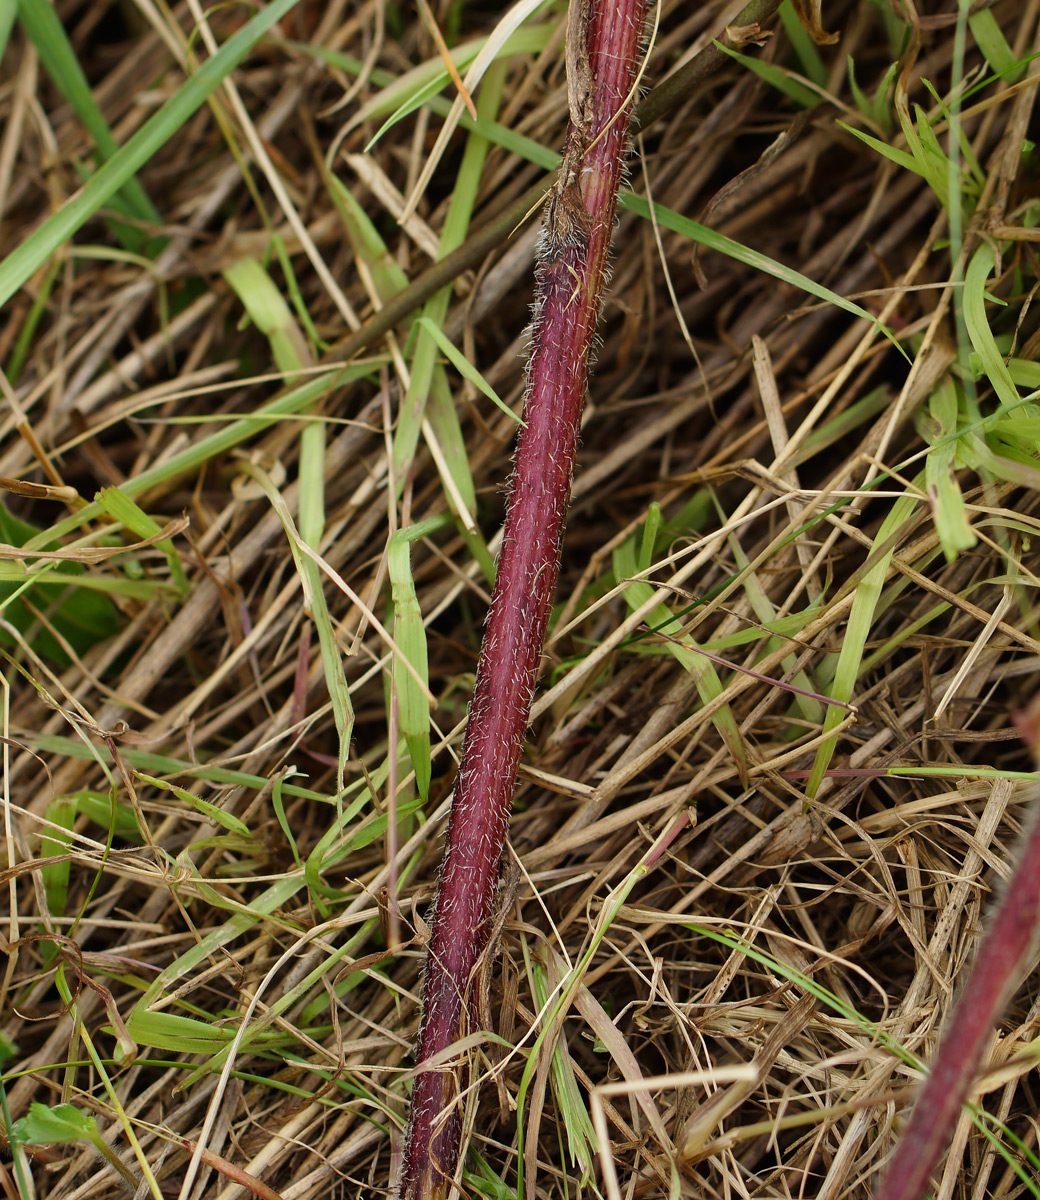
[398,4,649,1198]
[874,789,1040,1200]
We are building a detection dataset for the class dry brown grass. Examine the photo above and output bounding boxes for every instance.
[2,1,1040,1198]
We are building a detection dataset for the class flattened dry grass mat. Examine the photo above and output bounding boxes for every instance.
[1,0,1040,1198]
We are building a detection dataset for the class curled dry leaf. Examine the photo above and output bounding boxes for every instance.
[0,515,190,562]
[790,0,839,44]
[724,21,773,49]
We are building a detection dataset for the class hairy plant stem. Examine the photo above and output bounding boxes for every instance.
[398,2,650,1197]
[325,0,780,374]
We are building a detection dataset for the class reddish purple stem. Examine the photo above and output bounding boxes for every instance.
[874,792,1040,1200]
[398,5,649,1197]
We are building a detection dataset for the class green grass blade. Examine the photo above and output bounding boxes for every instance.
[327,173,409,296]
[388,517,451,799]
[920,80,984,189]
[17,0,162,247]
[222,239,356,812]
[295,420,353,800]
[637,502,663,573]
[40,799,76,921]
[93,485,190,596]
[847,55,874,125]
[0,0,15,60]
[222,260,353,800]
[964,242,1021,410]
[779,0,827,85]
[350,24,548,142]
[968,8,1023,82]
[523,943,596,1178]
[715,40,821,108]
[4,256,60,383]
[31,364,374,548]
[29,732,331,802]
[392,59,508,499]
[134,772,251,837]
[621,193,907,357]
[870,61,899,132]
[223,256,313,376]
[726,536,824,727]
[329,171,489,543]
[415,316,519,424]
[614,536,748,782]
[923,377,975,561]
[0,0,302,306]
[806,490,921,796]
[287,40,559,171]
[838,119,922,176]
